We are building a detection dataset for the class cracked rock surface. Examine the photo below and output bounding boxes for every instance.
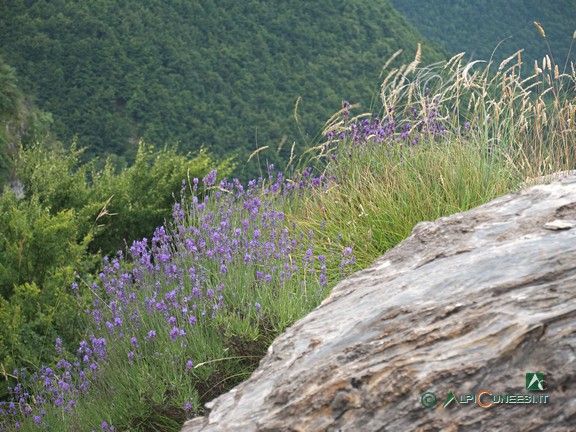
[182,175,576,432]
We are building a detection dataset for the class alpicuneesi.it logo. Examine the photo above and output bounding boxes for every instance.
[420,372,549,409]
[526,372,546,391]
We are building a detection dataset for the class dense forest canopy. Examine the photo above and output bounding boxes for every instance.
[0,56,20,185]
[0,0,445,180]
[0,54,55,188]
[388,0,576,67]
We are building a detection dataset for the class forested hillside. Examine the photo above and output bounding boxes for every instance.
[0,56,20,186]
[389,0,576,66]
[0,0,445,179]
[0,54,54,188]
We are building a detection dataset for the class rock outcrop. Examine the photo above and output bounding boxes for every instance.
[183,175,576,432]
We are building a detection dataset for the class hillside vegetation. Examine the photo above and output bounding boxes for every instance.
[0,55,54,188]
[1,35,574,428]
[1,1,575,429]
[389,0,576,66]
[0,0,445,179]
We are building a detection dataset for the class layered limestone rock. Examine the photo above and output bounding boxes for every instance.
[183,175,576,432]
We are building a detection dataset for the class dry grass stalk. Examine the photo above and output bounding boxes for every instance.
[330,42,575,183]
[247,146,269,162]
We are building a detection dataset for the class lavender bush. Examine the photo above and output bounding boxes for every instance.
[0,167,355,431]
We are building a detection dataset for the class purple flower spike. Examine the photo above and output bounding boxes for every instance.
[203,170,218,187]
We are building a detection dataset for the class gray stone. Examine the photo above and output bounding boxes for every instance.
[8,179,24,198]
[183,175,576,432]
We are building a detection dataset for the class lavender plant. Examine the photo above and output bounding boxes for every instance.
[0,168,355,431]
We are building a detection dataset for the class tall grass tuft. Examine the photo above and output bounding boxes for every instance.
[291,35,575,268]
